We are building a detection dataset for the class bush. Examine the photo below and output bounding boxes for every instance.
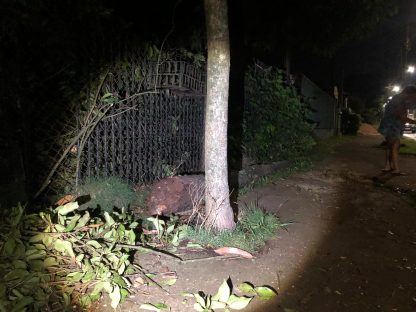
[243,66,315,163]
[341,108,362,135]
[76,176,136,213]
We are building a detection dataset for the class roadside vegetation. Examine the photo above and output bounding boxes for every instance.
[0,198,284,310]
[400,137,416,155]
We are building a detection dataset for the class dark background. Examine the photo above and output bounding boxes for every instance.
[0,0,414,204]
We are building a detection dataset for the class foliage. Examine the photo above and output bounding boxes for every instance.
[341,108,362,135]
[139,302,169,311]
[141,216,187,249]
[243,65,315,163]
[399,138,416,156]
[185,278,277,311]
[185,202,286,252]
[0,202,141,310]
[76,176,136,213]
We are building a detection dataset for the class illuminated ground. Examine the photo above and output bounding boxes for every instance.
[92,132,416,312]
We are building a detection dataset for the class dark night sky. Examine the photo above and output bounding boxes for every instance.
[292,0,416,102]
[1,0,412,104]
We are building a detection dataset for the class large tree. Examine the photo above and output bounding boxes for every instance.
[204,0,235,231]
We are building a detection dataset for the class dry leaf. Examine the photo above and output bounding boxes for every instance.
[214,247,254,259]
[55,194,74,206]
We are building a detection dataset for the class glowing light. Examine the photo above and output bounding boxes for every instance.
[392,85,401,93]
[388,96,393,99]
[407,65,415,73]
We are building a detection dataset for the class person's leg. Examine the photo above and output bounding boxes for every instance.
[390,138,401,173]
[383,138,393,171]
[383,148,391,171]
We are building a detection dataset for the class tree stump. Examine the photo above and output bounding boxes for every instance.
[146,175,205,216]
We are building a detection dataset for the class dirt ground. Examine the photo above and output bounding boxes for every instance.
[93,129,416,312]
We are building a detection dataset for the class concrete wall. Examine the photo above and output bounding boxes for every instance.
[299,75,337,139]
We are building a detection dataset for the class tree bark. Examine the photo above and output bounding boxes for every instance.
[204,0,236,231]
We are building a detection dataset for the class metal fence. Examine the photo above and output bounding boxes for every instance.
[80,56,206,185]
[81,91,204,184]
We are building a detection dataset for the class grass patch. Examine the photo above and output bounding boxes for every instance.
[184,202,287,253]
[75,176,136,213]
[400,137,416,155]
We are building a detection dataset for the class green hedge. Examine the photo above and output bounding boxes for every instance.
[243,66,315,163]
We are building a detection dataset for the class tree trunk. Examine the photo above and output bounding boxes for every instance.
[204,0,236,231]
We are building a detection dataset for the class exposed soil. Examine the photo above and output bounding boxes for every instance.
[92,128,416,312]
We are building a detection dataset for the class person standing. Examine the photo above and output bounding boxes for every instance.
[378,86,416,175]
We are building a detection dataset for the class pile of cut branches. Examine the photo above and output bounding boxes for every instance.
[0,202,142,311]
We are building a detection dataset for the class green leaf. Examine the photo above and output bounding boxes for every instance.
[41,235,54,249]
[139,303,168,311]
[238,282,255,293]
[26,250,46,261]
[11,289,23,298]
[215,279,231,303]
[55,202,79,216]
[10,296,34,312]
[65,214,81,232]
[101,92,113,100]
[104,212,115,226]
[3,238,16,255]
[91,281,113,296]
[210,300,227,309]
[54,224,66,232]
[4,269,29,281]
[43,257,58,267]
[53,239,75,257]
[181,292,194,297]
[160,278,176,286]
[67,271,83,282]
[74,211,90,229]
[145,273,156,279]
[193,293,206,308]
[33,243,46,250]
[10,204,24,226]
[80,294,92,307]
[166,224,175,234]
[86,240,102,249]
[29,233,46,243]
[186,242,203,249]
[76,254,84,263]
[254,286,278,299]
[63,293,71,307]
[128,230,136,244]
[129,221,139,229]
[12,260,27,269]
[81,271,95,283]
[227,294,252,310]
[117,262,126,275]
[120,288,129,300]
[193,303,205,312]
[153,303,168,309]
[117,224,126,239]
[28,259,44,270]
[109,285,121,309]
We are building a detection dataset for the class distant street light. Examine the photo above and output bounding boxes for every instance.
[407,65,415,73]
[392,85,401,92]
